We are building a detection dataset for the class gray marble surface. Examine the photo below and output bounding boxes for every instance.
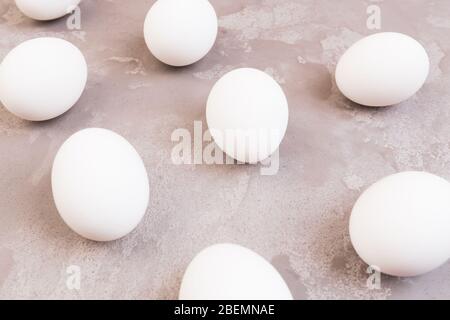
[0,0,449,300]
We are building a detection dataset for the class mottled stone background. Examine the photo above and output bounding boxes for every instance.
[0,0,449,300]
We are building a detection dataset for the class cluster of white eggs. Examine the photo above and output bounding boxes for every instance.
[0,0,449,299]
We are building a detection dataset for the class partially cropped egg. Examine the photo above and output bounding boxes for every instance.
[144,0,218,66]
[350,171,450,277]
[336,32,429,107]
[0,37,87,121]
[52,128,150,242]
[15,0,81,21]
[179,243,293,300]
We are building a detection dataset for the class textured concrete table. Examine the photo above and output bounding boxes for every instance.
[0,0,449,300]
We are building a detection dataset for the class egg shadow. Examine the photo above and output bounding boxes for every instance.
[271,254,308,300]
[307,206,368,287]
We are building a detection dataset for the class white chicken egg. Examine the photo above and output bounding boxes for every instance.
[179,244,293,300]
[143,0,218,66]
[336,32,429,107]
[52,128,150,242]
[206,68,289,164]
[15,0,81,21]
[0,37,87,121]
[350,171,450,277]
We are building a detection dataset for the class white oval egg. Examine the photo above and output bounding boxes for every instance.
[52,128,150,242]
[350,171,450,277]
[336,32,429,107]
[0,37,87,121]
[15,0,81,21]
[144,0,218,66]
[206,68,289,163]
[179,243,293,300]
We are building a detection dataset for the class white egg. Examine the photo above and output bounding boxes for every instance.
[350,171,450,277]
[52,128,150,242]
[336,32,429,107]
[15,0,81,21]
[0,37,87,121]
[206,68,289,163]
[179,244,293,300]
[143,0,218,66]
